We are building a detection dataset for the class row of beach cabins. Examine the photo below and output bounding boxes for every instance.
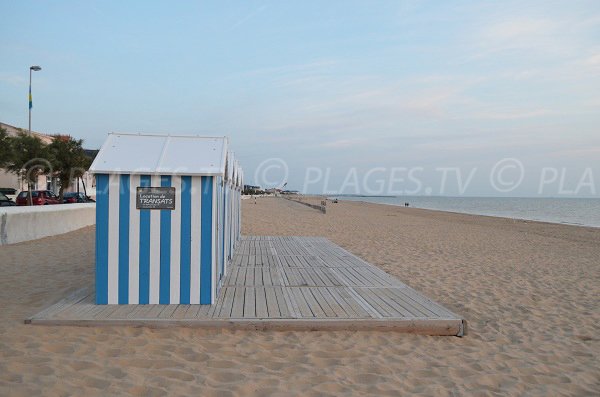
[89,133,243,305]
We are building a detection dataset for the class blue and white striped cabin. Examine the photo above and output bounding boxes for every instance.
[89,133,242,305]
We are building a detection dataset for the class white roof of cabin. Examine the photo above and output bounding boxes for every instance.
[90,133,229,175]
[227,152,234,182]
[235,161,242,187]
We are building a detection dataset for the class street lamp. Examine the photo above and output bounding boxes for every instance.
[29,65,42,133]
[26,65,42,205]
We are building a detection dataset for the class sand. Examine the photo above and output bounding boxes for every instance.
[0,197,598,396]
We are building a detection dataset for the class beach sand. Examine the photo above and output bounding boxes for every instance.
[0,197,598,396]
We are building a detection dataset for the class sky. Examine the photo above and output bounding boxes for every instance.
[1,1,599,196]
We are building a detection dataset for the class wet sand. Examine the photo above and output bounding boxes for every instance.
[0,197,598,396]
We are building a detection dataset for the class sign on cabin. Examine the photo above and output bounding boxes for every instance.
[136,187,176,210]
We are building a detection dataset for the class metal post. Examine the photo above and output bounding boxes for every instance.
[27,66,41,206]
[28,67,32,133]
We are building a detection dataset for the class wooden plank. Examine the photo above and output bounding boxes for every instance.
[328,287,367,318]
[353,288,394,317]
[139,305,167,319]
[263,267,272,286]
[281,286,301,318]
[158,305,179,319]
[27,287,91,322]
[302,269,320,286]
[56,294,95,319]
[273,266,286,286]
[190,304,211,319]
[116,304,147,318]
[274,286,292,318]
[255,287,268,318]
[391,288,449,318]
[299,287,326,317]
[289,288,313,318]
[83,302,116,319]
[243,287,255,318]
[243,267,253,286]
[376,288,420,317]
[329,268,351,287]
[265,287,280,317]
[310,288,337,317]
[172,305,191,319]
[345,287,382,318]
[227,267,239,285]
[355,288,407,318]
[124,304,151,319]
[254,267,263,286]
[339,267,367,286]
[94,305,119,319]
[231,286,245,318]
[311,269,331,286]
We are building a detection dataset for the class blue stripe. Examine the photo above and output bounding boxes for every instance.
[159,175,172,304]
[95,174,109,304]
[118,174,130,304]
[139,175,151,304]
[179,176,192,304]
[200,176,213,304]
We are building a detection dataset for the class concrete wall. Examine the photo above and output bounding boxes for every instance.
[0,203,95,246]
[284,197,327,213]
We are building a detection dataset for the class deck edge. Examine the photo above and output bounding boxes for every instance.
[27,317,463,335]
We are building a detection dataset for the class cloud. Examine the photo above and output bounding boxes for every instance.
[0,74,27,86]
[483,17,558,42]
[228,4,268,31]
[457,108,552,121]
[548,146,600,158]
[317,138,367,149]
[234,59,339,79]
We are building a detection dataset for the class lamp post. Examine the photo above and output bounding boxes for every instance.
[27,66,42,205]
[29,65,42,133]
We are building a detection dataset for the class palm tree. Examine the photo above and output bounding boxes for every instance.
[48,135,91,202]
[4,130,50,205]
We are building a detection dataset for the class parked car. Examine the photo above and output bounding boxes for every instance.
[16,190,62,206]
[63,192,95,203]
[0,192,16,206]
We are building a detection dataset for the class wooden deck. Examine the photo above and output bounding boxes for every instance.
[26,236,465,336]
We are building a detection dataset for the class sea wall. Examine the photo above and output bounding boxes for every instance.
[283,197,327,213]
[0,204,95,246]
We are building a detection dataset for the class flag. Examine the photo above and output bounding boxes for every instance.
[29,85,32,109]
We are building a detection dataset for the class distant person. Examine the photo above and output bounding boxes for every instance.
[254,196,257,205]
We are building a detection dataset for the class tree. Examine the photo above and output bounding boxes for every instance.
[4,131,50,205]
[0,127,12,167]
[48,135,91,202]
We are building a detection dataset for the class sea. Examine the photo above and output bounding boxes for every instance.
[336,196,600,228]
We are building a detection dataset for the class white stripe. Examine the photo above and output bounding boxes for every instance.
[223,190,226,276]
[107,174,120,304]
[211,177,217,304]
[190,176,201,304]
[148,174,161,304]
[128,174,140,304]
[170,175,182,304]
